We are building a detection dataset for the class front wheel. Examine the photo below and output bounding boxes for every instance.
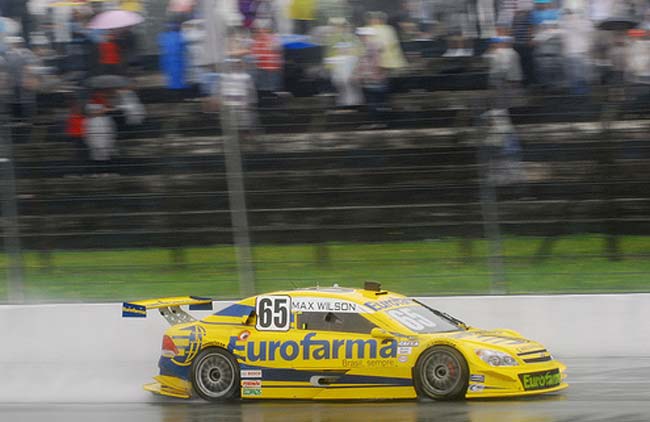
[414,345,469,401]
[191,347,240,401]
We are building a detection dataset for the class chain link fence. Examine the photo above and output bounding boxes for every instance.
[2,77,650,302]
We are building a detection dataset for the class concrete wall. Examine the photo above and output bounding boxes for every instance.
[0,294,647,402]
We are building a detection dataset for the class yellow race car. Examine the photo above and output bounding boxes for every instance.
[123,283,567,401]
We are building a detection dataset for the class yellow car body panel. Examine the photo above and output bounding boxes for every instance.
[125,287,568,400]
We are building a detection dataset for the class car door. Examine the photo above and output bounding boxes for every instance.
[292,302,399,375]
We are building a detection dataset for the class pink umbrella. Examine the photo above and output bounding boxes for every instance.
[87,10,144,30]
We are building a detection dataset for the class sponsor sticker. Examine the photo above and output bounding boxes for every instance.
[242,387,262,396]
[468,384,485,393]
[293,297,369,313]
[241,380,262,388]
[470,374,485,383]
[398,340,419,347]
[229,333,398,362]
[364,297,413,312]
[238,330,251,341]
[398,355,409,363]
[519,369,561,391]
[241,370,262,378]
[397,347,412,355]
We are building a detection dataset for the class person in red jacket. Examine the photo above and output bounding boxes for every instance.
[66,99,88,175]
[98,32,123,74]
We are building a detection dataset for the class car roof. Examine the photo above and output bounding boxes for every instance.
[239,285,407,307]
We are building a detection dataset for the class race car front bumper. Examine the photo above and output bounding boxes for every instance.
[465,360,568,399]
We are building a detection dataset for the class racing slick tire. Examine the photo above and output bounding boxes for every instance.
[414,345,469,401]
[191,347,240,401]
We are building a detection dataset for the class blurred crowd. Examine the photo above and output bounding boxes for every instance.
[1,0,650,173]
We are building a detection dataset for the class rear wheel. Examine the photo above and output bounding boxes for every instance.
[414,345,469,401]
[191,347,240,401]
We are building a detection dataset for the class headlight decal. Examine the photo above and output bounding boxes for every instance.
[475,348,519,367]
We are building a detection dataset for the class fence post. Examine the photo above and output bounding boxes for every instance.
[476,113,507,294]
[0,120,24,303]
[220,73,256,298]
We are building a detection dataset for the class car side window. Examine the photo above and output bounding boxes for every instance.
[296,311,376,334]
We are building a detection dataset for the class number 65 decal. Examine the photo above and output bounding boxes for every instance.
[256,295,292,331]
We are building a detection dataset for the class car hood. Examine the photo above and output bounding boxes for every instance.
[432,329,549,356]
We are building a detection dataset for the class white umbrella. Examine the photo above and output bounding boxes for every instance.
[87,10,144,30]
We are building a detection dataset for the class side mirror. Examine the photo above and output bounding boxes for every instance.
[371,328,394,339]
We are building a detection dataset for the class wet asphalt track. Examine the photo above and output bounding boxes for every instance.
[1,358,649,422]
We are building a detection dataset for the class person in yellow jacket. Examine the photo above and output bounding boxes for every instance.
[289,0,316,34]
[121,0,143,12]
[368,11,407,72]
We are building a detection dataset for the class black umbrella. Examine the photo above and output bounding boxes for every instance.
[597,18,639,31]
[85,75,131,89]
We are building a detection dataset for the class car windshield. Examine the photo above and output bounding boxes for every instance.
[382,303,462,333]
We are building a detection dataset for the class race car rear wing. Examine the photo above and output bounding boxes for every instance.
[122,296,213,326]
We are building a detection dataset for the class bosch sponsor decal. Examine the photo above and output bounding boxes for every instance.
[519,369,561,391]
[468,384,485,393]
[229,332,398,362]
[241,380,262,388]
[398,355,409,363]
[292,297,369,313]
[397,347,412,355]
[364,297,413,312]
[241,369,263,378]
[470,374,485,383]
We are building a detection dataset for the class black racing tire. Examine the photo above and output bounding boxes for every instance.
[191,347,240,401]
[414,345,469,401]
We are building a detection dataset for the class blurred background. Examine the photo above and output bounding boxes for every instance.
[1,0,649,303]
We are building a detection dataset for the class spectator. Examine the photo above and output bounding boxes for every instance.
[4,36,39,123]
[0,0,32,46]
[369,11,407,72]
[355,26,388,129]
[316,0,352,27]
[65,98,87,175]
[627,29,650,86]
[561,8,592,95]
[115,88,146,126]
[289,0,316,34]
[239,0,258,30]
[533,20,565,91]
[65,10,97,81]
[512,2,536,86]
[181,18,206,84]
[121,0,144,12]
[441,0,477,57]
[531,0,560,27]
[250,18,283,95]
[220,58,258,134]
[325,18,363,107]
[98,31,123,75]
[84,103,117,166]
[158,21,188,100]
[487,36,523,108]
